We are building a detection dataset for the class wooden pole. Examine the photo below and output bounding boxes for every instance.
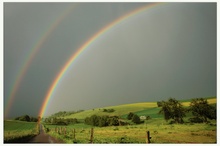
[59,127,61,135]
[73,128,75,140]
[146,131,151,143]
[90,128,94,143]
[64,127,66,135]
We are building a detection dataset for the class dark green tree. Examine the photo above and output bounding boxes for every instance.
[132,114,141,124]
[189,98,216,123]
[127,112,135,120]
[30,117,38,122]
[92,115,100,126]
[159,98,186,123]
[157,101,163,107]
[98,115,108,127]
[108,116,119,126]
[19,115,30,122]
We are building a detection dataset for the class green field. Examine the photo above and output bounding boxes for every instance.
[43,97,217,143]
[44,119,216,143]
[4,120,39,143]
[63,102,158,120]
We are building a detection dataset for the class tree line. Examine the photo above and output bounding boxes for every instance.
[49,110,84,117]
[158,97,216,123]
[43,117,78,125]
[14,115,39,122]
[85,115,121,127]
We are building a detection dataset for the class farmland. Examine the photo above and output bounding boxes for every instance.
[43,97,217,143]
[44,118,216,143]
[4,120,39,143]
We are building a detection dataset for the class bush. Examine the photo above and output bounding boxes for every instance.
[103,109,115,113]
[127,112,135,120]
[189,117,204,123]
[85,115,119,127]
[18,115,30,122]
[132,114,141,124]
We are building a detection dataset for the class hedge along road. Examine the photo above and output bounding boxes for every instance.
[28,124,64,143]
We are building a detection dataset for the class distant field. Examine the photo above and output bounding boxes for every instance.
[181,97,216,106]
[63,102,157,119]
[61,97,216,120]
[4,120,39,143]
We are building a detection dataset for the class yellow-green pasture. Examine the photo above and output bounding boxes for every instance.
[181,97,216,106]
[45,119,216,144]
[64,102,157,119]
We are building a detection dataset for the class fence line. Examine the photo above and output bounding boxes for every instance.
[51,126,151,143]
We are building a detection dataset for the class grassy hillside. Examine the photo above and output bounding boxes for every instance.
[60,97,216,120]
[62,102,156,119]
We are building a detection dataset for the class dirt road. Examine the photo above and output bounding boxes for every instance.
[28,124,64,143]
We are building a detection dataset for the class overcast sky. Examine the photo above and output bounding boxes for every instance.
[4,2,216,118]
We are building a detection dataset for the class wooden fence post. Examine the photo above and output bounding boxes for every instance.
[146,131,151,143]
[73,128,76,140]
[64,127,66,135]
[90,128,94,143]
[59,127,62,135]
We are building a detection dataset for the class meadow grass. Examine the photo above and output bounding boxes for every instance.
[45,118,216,143]
[4,120,39,143]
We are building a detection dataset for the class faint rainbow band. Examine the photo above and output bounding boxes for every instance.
[4,4,78,118]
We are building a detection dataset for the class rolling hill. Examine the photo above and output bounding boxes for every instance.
[53,96,216,120]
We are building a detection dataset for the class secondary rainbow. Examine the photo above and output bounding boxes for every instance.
[39,3,162,117]
[4,4,78,118]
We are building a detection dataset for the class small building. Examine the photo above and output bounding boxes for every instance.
[140,116,146,120]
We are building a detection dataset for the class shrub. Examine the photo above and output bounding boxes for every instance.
[132,114,141,124]
[103,109,115,113]
[189,117,204,123]
[127,112,135,120]
[85,115,119,127]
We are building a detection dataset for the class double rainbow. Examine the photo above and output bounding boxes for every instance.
[39,3,162,117]
[4,3,163,118]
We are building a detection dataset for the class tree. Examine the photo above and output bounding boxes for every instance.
[132,114,141,124]
[98,116,108,127]
[30,117,38,122]
[19,115,31,122]
[127,112,135,120]
[159,98,186,123]
[85,115,119,127]
[189,98,216,123]
[157,101,163,107]
[108,116,119,126]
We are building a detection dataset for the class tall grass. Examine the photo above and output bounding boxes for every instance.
[4,120,39,143]
[44,119,216,143]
